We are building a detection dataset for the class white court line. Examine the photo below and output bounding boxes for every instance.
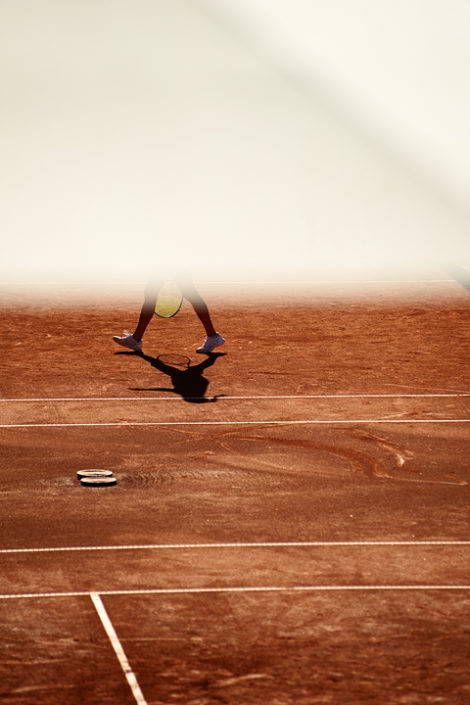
[2,279,456,286]
[201,276,466,284]
[205,279,457,284]
[2,540,470,555]
[1,393,469,402]
[2,418,470,428]
[1,584,470,600]
[91,593,148,705]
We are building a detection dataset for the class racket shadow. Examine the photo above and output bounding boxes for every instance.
[129,351,226,403]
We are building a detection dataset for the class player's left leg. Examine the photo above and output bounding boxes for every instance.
[181,279,225,353]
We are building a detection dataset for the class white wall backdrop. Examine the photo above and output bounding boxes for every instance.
[209,0,470,212]
[1,0,469,290]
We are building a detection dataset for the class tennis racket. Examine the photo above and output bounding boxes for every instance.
[156,354,191,369]
[154,281,183,318]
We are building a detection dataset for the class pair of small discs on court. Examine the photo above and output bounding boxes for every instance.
[77,469,117,487]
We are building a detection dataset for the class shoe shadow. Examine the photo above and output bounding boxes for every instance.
[122,351,226,403]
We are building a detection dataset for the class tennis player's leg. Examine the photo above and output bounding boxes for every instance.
[133,283,158,341]
[113,278,225,354]
[113,283,158,351]
[181,280,225,353]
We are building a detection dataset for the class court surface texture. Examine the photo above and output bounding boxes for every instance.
[1,277,469,705]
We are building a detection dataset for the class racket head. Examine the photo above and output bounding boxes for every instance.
[154,281,183,318]
[156,354,191,369]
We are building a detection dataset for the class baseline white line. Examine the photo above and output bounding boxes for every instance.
[203,279,457,285]
[2,418,470,428]
[2,540,470,555]
[91,592,148,705]
[2,584,470,600]
[1,393,469,402]
[1,278,456,287]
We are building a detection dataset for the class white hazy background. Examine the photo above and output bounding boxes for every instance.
[1,0,470,291]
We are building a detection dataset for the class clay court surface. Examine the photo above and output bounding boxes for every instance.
[1,277,469,704]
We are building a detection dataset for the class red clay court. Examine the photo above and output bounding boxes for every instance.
[1,276,469,704]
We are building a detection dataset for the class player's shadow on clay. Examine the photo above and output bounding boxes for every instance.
[123,351,226,403]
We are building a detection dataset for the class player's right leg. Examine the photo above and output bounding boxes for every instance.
[133,282,158,341]
[113,282,158,352]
